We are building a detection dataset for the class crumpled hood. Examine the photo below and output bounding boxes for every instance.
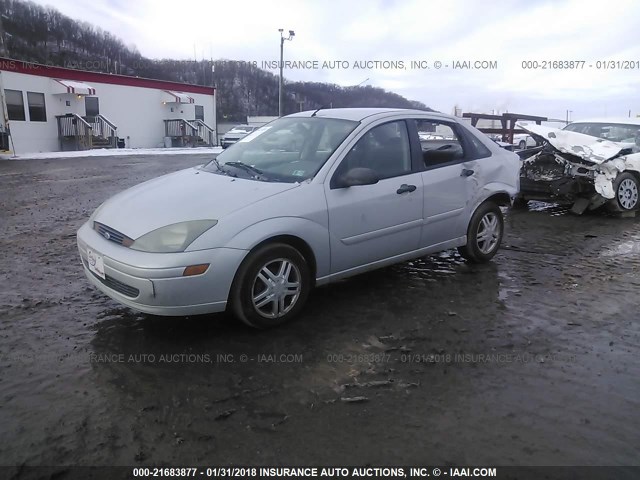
[94,168,298,239]
[517,122,625,164]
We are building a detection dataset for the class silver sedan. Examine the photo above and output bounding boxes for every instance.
[77,108,520,328]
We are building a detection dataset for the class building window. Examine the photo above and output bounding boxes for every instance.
[5,89,25,121]
[27,92,47,122]
[195,105,204,121]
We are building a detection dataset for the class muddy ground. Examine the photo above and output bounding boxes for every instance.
[0,154,638,472]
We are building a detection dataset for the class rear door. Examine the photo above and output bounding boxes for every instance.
[410,118,480,247]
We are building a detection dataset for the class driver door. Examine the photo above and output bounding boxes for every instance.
[325,120,424,274]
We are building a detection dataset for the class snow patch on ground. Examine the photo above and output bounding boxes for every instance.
[0,147,223,161]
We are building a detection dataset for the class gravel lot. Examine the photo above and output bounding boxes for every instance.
[0,154,638,472]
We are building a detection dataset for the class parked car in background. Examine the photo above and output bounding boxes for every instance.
[486,134,515,152]
[563,118,640,149]
[221,125,258,148]
[78,108,520,328]
[517,118,640,214]
[513,133,538,150]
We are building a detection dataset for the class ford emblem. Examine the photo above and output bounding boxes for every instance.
[103,231,111,240]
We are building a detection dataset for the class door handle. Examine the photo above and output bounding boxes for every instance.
[461,168,475,177]
[397,184,417,194]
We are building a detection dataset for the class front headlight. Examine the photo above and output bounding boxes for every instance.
[130,220,218,253]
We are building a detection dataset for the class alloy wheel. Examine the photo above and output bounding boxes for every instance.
[617,178,639,210]
[476,212,501,254]
[251,258,302,319]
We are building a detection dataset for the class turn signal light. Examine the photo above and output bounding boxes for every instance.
[182,264,210,276]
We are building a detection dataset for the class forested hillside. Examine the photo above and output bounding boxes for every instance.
[0,0,430,121]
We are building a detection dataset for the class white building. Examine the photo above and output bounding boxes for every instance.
[0,58,217,154]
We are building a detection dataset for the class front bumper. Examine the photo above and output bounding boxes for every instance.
[519,153,598,203]
[77,221,248,316]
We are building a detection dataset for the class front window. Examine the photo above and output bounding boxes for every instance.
[27,92,47,122]
[5,89,25,121]
[336,120,411,179]
[563,122,640,143]
[203,117,358,182]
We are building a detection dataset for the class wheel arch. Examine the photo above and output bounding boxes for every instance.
[623,169,640,183]
[224,216,330,280]
[470,191,512,218]
[247,235,318,286]
[484,191,512,207]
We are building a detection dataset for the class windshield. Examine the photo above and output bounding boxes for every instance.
[204,117,359,182]
[563,122,640,143]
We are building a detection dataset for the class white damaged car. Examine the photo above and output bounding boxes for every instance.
[78,108,520,328]
[517,119,640,214]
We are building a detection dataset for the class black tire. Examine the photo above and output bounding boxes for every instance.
[458,202,504,263]
[608,172,640,212]
[229,243,311,328]
[518,140,526,150]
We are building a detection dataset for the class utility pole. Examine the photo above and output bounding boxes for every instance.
[212,62,218,146]
[278,28,295,117]
[565,109,572,125]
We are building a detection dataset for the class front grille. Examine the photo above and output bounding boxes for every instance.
[93,222,132,247]
[84,259,140,298]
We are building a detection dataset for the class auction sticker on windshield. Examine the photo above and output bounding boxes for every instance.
[87,249,105,279]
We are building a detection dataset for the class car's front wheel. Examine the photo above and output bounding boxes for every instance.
[230,243,311,328]
[610,172,640,212]
[518,140,527,150]
[458,202,504,263]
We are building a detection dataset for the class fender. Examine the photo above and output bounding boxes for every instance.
[472,181,518,208]
[224,216,331,279]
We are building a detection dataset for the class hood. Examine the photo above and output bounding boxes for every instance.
[517,122,625,164]
[94,168,299,239]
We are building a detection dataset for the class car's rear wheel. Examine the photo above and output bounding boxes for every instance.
[458,202,504,263]
[610,172,639,212]
[518,140,526,150]
[230,243,311,328]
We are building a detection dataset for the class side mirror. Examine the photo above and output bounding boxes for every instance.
[336,167,380,188]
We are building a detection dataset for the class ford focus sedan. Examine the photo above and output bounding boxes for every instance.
[77,108,520,328]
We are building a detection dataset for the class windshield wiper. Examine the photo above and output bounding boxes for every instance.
[207,157,236,177]
[223,162,270,180]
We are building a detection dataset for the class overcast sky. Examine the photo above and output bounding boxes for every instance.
[34,0,640,121]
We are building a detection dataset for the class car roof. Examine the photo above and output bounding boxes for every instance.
[567,117,640,126]
[287,107,453,122]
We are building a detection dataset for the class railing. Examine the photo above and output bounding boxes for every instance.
[89,114,118,148]
[56,114,93,151]
[191,119,216,146]
[164,119,197,137]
